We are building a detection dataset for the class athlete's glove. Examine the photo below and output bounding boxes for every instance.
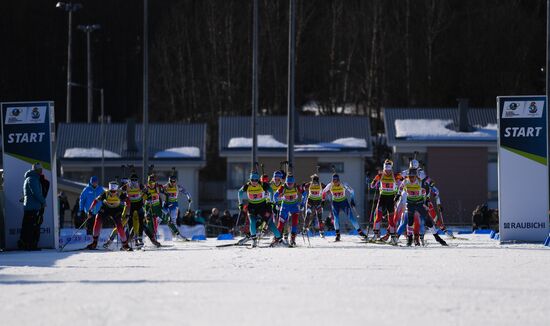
[238,204,244,212]
[188,198,192,204]
[438,205,444,212]
[350,199,356,208]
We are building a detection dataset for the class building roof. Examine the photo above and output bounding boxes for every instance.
[57,122,207,161]
[219,115,372,156]
[383,107,497,147]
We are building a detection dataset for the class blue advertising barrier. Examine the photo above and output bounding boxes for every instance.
[217,233,234,240]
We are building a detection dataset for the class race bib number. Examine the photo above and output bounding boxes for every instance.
[150,194,160,204]
[284,194,297,201]
[407,190,420,196]
[381,182,395,192]
[332,191,345,199]
[248,192,264,200]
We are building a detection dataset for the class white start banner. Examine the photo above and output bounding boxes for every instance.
[497,95,549,243]
[1,101,58,250]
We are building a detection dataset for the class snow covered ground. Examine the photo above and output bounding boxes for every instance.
[1,234,548,326]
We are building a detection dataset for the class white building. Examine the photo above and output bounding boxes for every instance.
[383,102,497,224]
[56,121,207,220]
[219,116,373,229]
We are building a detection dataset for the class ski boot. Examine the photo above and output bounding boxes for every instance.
[420,234,426,246]
[379,232,390,242]
[414,234,421,246]
[334,230,341,242]
[86,237,98,250]
[135,237,144,249]
[289,233,297,247]
[406,235,413,247]
[250,236,258,248]
[283,233,289,245]
[371,230,380,242]
[433,234,448,246]
[445,229,455,239]
[358,229,368,241]
[102,238,113,249]
[319,230,325,238]
[389,233,398,246]
[121,241,133,251]
[237,235,251,246]
[269,237,283,247]
[151,238,162,248]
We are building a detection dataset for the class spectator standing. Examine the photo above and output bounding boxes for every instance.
[58,191,70,229]
[71,200,79,227]
[18,163,46,250]
[194,209,206,225]
[221,209,233,232]
[207,208,222,235]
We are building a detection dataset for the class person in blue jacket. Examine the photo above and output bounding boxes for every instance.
[18,163,46,250]
[78,176,104,234]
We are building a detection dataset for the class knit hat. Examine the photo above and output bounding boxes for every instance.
[32,162,42,171]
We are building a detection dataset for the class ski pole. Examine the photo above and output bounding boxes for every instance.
[60,212,94,251]
[366,189,380,239]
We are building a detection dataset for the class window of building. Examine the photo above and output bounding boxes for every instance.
[317,162,344,173]
[228,162,250,188]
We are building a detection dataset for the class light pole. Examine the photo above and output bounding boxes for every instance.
[70,82,105,184]
[77,24,101,123]
[251,0,259,171]
[56,2,82,123]
[286,0,296,169]
[143,0,149,182]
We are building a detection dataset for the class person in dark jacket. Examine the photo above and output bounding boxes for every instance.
[221,209,233,232]
[207,207,222,235]
[58,191,70,229]
[18,163,46,250]
[78,176,104,234]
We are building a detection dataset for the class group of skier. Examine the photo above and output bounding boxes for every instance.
[77,158,452,251]
[82,168,192,251]
[235,159,452,248]
[369,159,451,247]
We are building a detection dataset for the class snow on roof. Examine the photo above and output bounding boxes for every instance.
[395,119,497,141]
[154,147,200,158]
[227,135,367,151]
[64,147,121,158]
[331,137,367,147]
[228,135,286,148]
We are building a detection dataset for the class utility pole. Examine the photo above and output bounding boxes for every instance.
[286,0,296,167]
[251,0,259,171]
[56,2,82,123]
[143,0,149,182]
[78,24,101,123]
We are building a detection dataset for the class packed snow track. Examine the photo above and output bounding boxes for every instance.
[0,234,548,326]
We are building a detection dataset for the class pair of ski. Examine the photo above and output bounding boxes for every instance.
[216,236,294,249]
